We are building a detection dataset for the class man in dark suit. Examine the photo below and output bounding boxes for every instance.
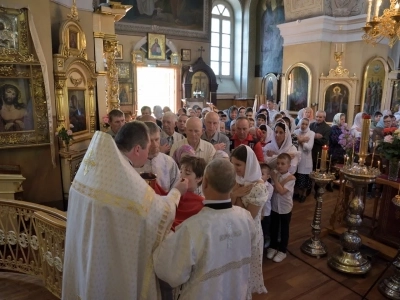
[310,110,332,192]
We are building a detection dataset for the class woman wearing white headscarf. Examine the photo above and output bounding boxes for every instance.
[350,112,364,138]
[230,145,268,298]
[329,113,346,165]
[263,120,300,174]
[294,118,315,202]
[280,109,296,133]
[295,108,304,126]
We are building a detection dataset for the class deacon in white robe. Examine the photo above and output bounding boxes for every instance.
[153,159,257,300]
[62,122,188,300]
[136,121,180,193]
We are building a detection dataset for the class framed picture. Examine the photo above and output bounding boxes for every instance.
[181,49,191,61]
[360,57,389,116]
[119,83,133,105]
[69,30,78,49]
[115,44,123,60]
[116,62,131,80]
[115,1,210,41]
[0,79,34,132]
[324,84,349,123]
[261,73,279,102]
[68,89,87,133]
[147,33,166,60]
[283,63,312,113]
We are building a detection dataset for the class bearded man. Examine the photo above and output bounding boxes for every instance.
[136,121,180,194]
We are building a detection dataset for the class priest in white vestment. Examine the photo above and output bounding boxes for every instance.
[136,121,180,193]
[153,159,257,300]
[62,122,188,300]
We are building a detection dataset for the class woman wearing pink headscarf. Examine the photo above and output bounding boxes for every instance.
[172,144,195,167]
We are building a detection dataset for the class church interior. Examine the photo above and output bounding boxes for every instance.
[1,0,400,299]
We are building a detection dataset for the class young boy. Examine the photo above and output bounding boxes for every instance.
[266,153,296,263]
[172,156,207,231]
[260,163,274,248]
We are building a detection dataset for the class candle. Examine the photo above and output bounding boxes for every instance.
[375,0,382,17]
[359,114,371,157]
[359,157,363,166]
[335,43,338,52]
[316,152,319,171]
[378,160,381,170]
[329,155,332,172]
[367,0,373,22]
[341,43,344,52]
[370,140,376,167]
[321,145,328,171]
[352,141,355,162]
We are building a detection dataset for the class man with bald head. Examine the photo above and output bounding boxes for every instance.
[201,111,230,155]
[160,111,184,154]
[230,117,264,162]
[154,158,257,299]
[170,117,215,164]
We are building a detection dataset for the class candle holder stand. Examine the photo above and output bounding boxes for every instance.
[327,159,380,274]
[378,195,400,299]
[301,169,335,258]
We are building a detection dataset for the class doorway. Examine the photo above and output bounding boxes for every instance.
[136,66,179,113]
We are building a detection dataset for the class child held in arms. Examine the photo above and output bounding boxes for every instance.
[260,163,274,249]
[266,153,296,263]
[172,156,207,231]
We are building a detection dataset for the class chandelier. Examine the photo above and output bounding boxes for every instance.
[362,0,400,47]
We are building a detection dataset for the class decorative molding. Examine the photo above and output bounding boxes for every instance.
[277,14,371,46]
[69,75,83,86]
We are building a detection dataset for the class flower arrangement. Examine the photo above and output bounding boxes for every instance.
[56,124,74,145]
[377,129,400,161]
[338,125,360,156]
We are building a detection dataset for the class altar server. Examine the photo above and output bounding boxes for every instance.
[153,159,257,300]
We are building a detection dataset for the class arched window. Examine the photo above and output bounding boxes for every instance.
[211,3,233,77]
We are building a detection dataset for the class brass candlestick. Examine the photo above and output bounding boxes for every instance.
[378,195,400,299]
[328,116,380,274]
[301,168,335,258]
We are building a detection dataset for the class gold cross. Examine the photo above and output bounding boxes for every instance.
[83,150,96,175]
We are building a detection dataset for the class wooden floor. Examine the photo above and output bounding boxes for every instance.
[0,188,397,299]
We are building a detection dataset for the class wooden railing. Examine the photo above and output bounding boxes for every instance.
[0,199,66,299]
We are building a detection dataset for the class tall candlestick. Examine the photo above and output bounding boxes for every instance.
[321,145,328,171]
[329,155,332,172]
[367,0,373,22]
[359,115,371,157]
[316,152,319,171]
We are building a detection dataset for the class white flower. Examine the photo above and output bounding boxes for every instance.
[384,135,394,143]
[69,124,74,128]
[67,130,73,135]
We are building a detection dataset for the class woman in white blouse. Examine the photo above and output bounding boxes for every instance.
[263,120,299,174]
[294,118,315,202]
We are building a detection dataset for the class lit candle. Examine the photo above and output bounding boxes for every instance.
[359,114,371,157]
[359,157,363,166]
[378,160,381,170]
[321,145,328,171]
[367,0,373,22]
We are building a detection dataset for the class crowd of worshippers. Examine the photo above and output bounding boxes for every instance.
[63,102,396,300]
